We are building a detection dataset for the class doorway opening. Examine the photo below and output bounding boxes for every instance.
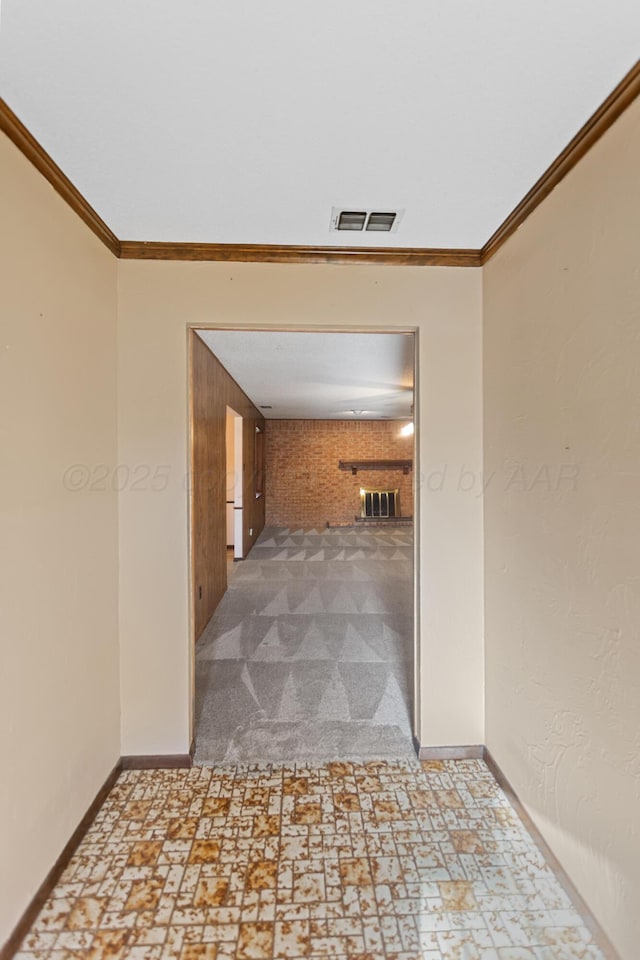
[189,327,419,764]
[226,406,244,560]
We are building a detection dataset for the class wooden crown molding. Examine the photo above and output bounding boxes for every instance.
[481,58,640,264]
[119,241,481,266]
[0,98,120,258]
[3,58,639,266]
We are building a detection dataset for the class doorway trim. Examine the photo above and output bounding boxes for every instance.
[187,322,421,750]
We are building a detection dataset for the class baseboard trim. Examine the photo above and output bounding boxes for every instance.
[418,743,485,760]
[482,747,621,960]
[121,752,193,770]
[0,758,122,960]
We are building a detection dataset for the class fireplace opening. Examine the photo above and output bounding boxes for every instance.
[360,488,399,519]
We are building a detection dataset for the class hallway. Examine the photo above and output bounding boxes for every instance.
[194,524,414,764]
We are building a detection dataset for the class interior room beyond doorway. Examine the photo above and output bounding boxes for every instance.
[190,328,417,764]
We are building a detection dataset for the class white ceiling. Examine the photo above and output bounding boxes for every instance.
[1,2,639,248]
[197,331,414,419]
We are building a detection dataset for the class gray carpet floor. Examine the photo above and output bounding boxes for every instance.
[194,524,415,764]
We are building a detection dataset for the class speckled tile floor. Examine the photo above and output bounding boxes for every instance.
[15,760,607,960]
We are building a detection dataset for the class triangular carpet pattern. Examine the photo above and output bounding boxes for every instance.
[194,524,415,764]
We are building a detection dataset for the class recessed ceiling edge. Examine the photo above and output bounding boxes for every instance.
[3,58,640,266]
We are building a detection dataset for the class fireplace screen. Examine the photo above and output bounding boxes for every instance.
[360,488,399,519]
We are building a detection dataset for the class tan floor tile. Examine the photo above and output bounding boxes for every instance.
[202,798,232,817]
[20,931,57,954]
[243,789,270,808]
[181,945,219,959]
[280,836,309,860]
[438,880,478,911]
[435,789,465,810]
[127,840,164,865]
[283,778,311,797]
[450,829,485,854]
[338,858,372,887]
[252,815,281,838]
[190,840,222,863]
[122,801,153,821]
[194,877,230,907]
[31,898,75,932]
[355,775,384,793]
[246,860,278,891]
[293,801,322,824]
[236,921,274,959]
[372,799,403,821]
[65,897,104,930]
[84,929,130,959]
[124,878,164,912]
[293,872,326,903]
[332,793,360,813]
[274,919,311,958]
[468,779,501,799]
[12,761,609,960]
[167,819,200,840]
[54,930,94,950]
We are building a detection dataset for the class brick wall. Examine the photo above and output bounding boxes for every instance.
[265,419,413,527]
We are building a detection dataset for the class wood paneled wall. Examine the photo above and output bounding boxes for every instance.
[191,333,265,640]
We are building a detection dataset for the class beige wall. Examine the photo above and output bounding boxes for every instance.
[483,96,640,959]
[116,261,484,753]
[0,134,120,944]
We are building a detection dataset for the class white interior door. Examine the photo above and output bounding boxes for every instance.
[233,413,243,559]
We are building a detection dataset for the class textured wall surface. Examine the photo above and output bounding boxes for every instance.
[0,132,120,946]
[483,96,640,959]
[265,419,413,526]
[117,261,484,754]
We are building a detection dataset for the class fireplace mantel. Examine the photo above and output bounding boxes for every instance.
[338,459,412,476]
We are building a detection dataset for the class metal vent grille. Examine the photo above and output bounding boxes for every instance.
[331,207,404,233]
[366,212,396,232]
[337,211,367,231]
[360,488,399,519]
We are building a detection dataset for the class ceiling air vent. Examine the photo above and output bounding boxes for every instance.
[337,211,367,231]
[330,207,404,234]
[366,211,396,232]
